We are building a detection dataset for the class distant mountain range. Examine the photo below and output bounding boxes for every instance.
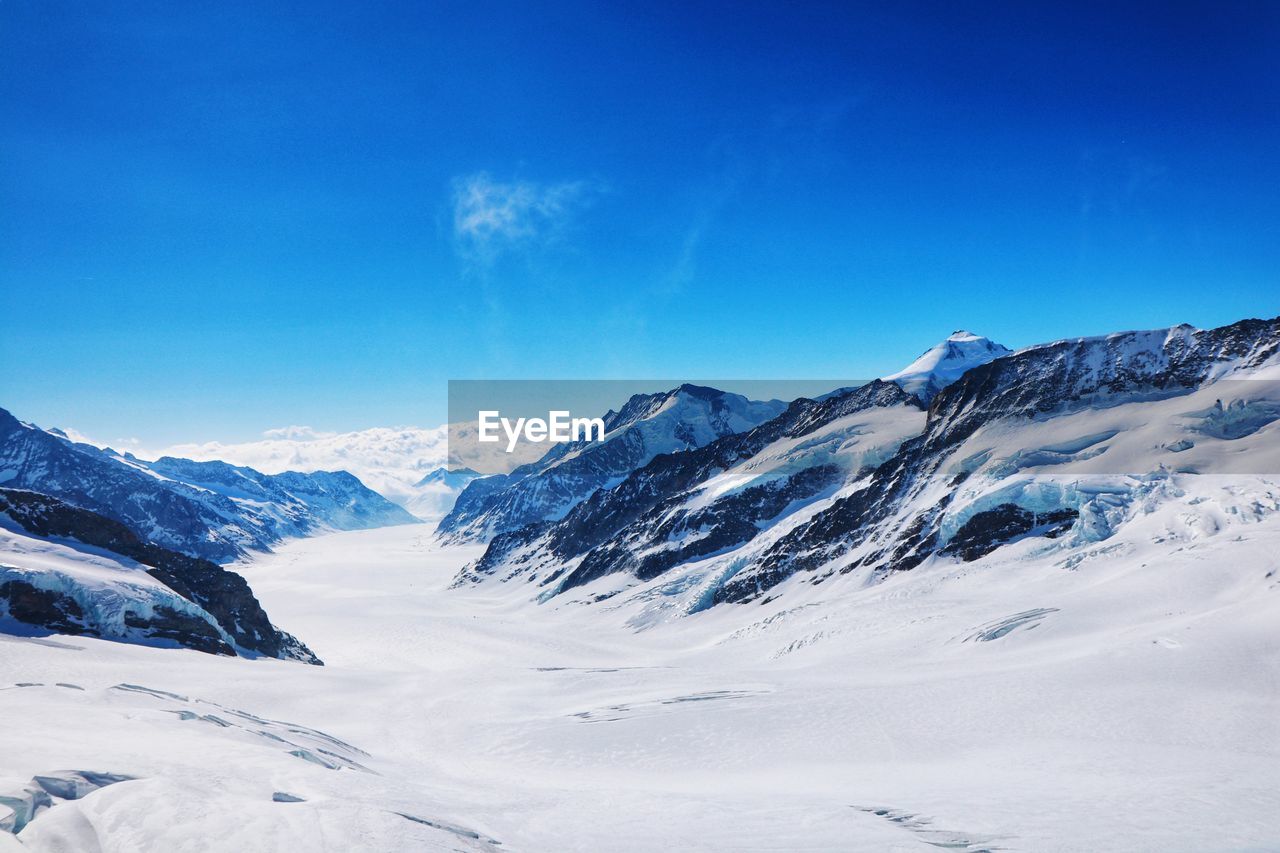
[154,424,539,521]
[0,407,417,563]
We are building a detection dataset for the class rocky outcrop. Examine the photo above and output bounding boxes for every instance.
[939,504,1078,562]
[0,488,320,663]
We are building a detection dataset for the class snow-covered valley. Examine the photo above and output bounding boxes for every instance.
[3,506,1278,851]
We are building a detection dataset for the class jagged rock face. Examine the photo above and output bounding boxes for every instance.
[0,570,239,658]
[0,408,416,562]
[920,319,1280,445]
[564,463,843,590]
[0,579,94,637]
[0,488,320,663]
[462,380,923,590]
[438,384,788,542]
[715,316,1280,603]
[119,604,237,656]
[939,504,1078,562]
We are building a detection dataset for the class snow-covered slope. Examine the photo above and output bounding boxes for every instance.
[0,489,319,663]
[883,330,1011,402]
[3,316,1279,850]
[438,384,788,542]
[0,408,418,562]
[715,316,1280,604]
[458,380,924,592]
[456,317,1280,613]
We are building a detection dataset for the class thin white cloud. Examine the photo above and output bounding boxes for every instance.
[261,425,333,441]
[451,172,597,263]
[53,426,144,453]
[57,426,104,446]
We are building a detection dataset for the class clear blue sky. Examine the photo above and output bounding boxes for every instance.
[2,1,1278,445]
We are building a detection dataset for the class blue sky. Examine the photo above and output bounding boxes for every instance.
[2,1,1278,445]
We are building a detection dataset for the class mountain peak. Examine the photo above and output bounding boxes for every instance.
[672,382,726,400]
[884,331,1012,402]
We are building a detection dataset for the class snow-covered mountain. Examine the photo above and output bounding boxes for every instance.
[1,488,319,663]
[437,384,789,542]
[416,466,483,490]
[458,380,923,590]
[456,317,1280,614]
[0,408,418,563]
[157,426,517,521]
[712,317,1280,604]
[882,330,1012,402]
[409,467,485,519]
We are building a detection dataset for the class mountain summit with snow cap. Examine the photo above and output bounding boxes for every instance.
[883,330,1012,402]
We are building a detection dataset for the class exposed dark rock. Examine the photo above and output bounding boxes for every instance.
[0,579,89,636]
[120,606,236,655]
[940,504,1079,562]
[0,578,236,655]
[562,463,842,592]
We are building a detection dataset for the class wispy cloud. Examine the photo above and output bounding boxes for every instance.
[450,172,598,265]
[261,425,332,441]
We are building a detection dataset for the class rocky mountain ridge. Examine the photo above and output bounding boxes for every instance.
[456,317,1280,615]
[0,407,418,563]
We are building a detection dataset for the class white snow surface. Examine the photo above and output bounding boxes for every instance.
[3,497,1279,850]
[690,401,926,511]
[883,330,1012,401]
